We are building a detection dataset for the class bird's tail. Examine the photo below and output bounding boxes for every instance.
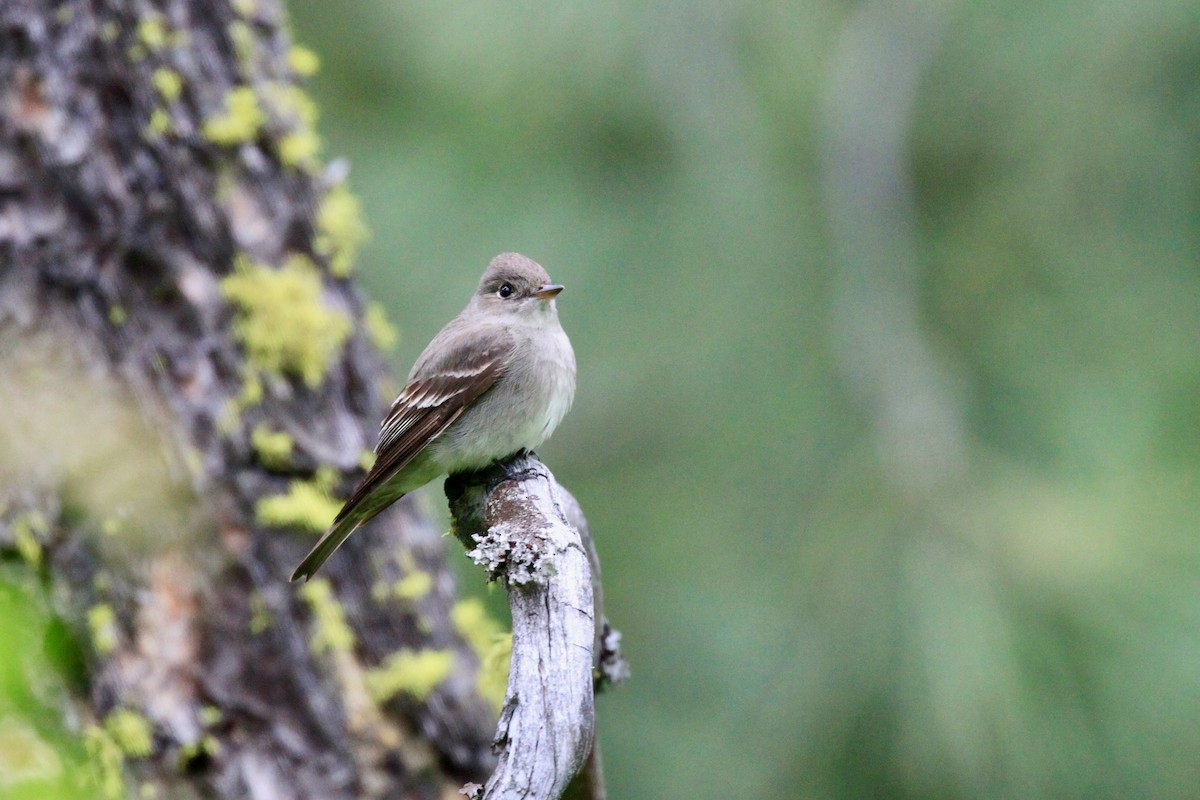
[290,514,363,582]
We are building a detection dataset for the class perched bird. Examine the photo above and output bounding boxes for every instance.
[290,253,576,581]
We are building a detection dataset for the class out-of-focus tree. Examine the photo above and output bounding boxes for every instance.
[0,3,505,798]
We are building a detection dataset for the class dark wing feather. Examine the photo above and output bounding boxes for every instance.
[331,334,510,525]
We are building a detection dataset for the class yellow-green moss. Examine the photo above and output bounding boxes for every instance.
[395,571,434,600]
[231,0,256,16]
[11,511,46,568]
[279,131,321,168]
[137,16,167,50]
[372,570,433,603]
[315,185,369,278]
[203,86,264,146]
[251,424,293,470]
[84,725,125,800]
[177,735,220,768]
[232,367,264,413]
[364,648,453,703]
[228,20,256,68]
[452,598,511,711]
[199,706,222,727]
[256,477,340,533]
[103,709,153,758]
[264,83,321,169]
[288,45,321,77]
[152,68,182,103]
[108,305,127,325]
[248,591,272,634]
[147,108,171,137]
[266,83,318,129]
[364,301,399,352]
[88,603,118,655]
[298,578,355,655]
[220,254,352,386]
[0,721,62,787]
[139,781,159,799]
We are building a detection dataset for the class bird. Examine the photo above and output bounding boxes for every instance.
[290,252,576,582]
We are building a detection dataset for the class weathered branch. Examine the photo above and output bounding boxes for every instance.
[447,454,622,800]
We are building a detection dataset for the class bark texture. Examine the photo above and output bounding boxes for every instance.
[0,2,497,798]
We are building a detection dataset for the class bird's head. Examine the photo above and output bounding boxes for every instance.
[472,252,564,322]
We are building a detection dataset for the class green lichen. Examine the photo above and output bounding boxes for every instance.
[394,571,434,600]
[256,475,340,532]
[298,578,355,655]
[228,20,256,69]
[11,511,46,568]
[364,301,399,352]
[452,598,511,711]
[199,706,222,727]
[103,709,153,758]
[137,17,166,50]
[152,68,182,103]
[372,570,433,603]
[203,86,264,146]
[315,185,369,278]
[231,0,256,16]
[364,648,454,703]
[99,20,120,42]
[266,83,318,128]
[251,424,293,470]
[288,45,321,77]
[220,254,352,386]
[264,83,321,169]
[0,721,63,788]
[108,305,127,325]
[55,4,74,23]
[248,591,272,634]
[279,131,321,168]
[88,604,118,655]
[177,735,220,769]
[147,108,171,137]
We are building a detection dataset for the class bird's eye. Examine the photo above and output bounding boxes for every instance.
[498,283,514,298]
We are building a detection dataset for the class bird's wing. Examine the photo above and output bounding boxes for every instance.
[332,327,513,526]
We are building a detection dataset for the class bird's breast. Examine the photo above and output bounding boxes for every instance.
[432,321,575,472]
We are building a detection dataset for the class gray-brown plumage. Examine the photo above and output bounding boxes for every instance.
[291,253,575,581]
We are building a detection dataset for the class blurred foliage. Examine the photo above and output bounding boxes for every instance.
[0,568,87,799]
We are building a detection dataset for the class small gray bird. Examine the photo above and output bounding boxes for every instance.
[290,253,576,582]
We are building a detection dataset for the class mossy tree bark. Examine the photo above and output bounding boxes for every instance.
[0,2,498,798]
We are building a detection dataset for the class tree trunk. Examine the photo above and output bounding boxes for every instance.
[0,2,498,798]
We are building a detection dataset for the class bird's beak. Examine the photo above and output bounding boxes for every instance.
[533,284,564,299]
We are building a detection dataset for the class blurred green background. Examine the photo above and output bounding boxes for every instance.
[285,1,1200,798]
